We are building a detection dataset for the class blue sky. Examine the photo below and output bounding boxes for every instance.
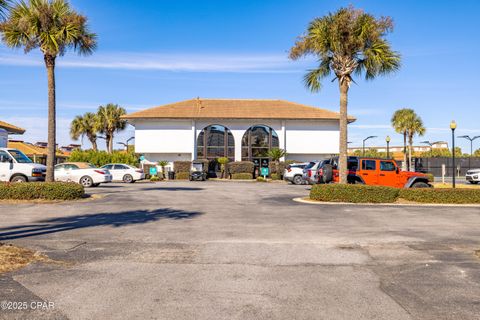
[1,0,479,152]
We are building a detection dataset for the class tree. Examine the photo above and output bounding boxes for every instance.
[406,113,425,171]
[1,0,96,181]
[70,112,99,151]
[0,0,9,21]
[217,157,229,179]
[97,103,127,153]
[350,148,388,158]
[267,147,287,176]
[158,160,169,179]
[290,6,400,183]
[391,108,414,170]
[474,149,480,157]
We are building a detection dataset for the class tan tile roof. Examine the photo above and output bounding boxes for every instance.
[123,98,356,121]
[0,120,25,134]
[7,141,67,157]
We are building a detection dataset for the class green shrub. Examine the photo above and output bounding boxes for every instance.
[232,173,253,180]
[399,188,480,204]
[310,184,399,203]
[227,161,254,175]
[173,161,191,173]
[0,182,84,200]
[424,173,434,182]
[69,149,139,167]
[268,162,286,175]
[270,173,280,180]
[256,176,268,182]
[150,175,160,182]
[176,172,190,180]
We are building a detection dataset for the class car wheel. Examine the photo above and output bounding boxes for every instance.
[123,174,134,183]
[293,175,303,185]
[80,176,94,188]
[470,181,479,184]
[411,181,430,188]
[10,175,27,183]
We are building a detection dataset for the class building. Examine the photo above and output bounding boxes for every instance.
[7,140,68,164]
[0,120,25,147]
[123,98,354,165]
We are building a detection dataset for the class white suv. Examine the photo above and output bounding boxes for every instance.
[0,148,47,182]
[466,169,480,184]
[284,163,308,185]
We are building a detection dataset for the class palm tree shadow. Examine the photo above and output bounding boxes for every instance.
[0,208,202,241]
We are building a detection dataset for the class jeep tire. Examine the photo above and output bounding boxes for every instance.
[321,164,333,183]
[411,181,429,188]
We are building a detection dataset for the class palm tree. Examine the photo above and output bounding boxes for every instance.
[70,112,99,151]
[1,0,96,181]
[97,103,127,153]
[217,157,229,179]
[0,0,9,21]
[267,147,287,176]
[391,108,413,170]
[158,160,169,179]
[289,7,400,183]
[407,114,425,171]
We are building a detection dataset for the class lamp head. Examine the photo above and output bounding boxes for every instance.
[386,135,391,143]
[450,120,457,130]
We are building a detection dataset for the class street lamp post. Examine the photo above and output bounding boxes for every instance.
[362,136,377,157]
[458,135,480,170]
[386,136,391,159]
[117,136,135,151]
[450,121,457,188]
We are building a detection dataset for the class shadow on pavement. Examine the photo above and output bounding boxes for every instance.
[141,187,204,191]
[0,208,202,241]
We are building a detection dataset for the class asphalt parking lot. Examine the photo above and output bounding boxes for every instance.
[1,181,480,320]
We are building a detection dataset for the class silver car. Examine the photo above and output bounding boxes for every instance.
[302,161,324,185]
[466,169,480,184]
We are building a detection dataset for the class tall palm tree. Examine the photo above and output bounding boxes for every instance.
[407,114,425,171]
[289,6,400,183]
[70,112,99,151]
[97,103,127,153]
[391,108,413,170]
[0,0,9,21]
[1,0,96,181]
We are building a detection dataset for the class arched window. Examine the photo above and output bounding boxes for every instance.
[197,125,235,160]
[241,125,279,161]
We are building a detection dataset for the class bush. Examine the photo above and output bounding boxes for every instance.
[227,161,254,175]
[270,173,281,180]
[268,162,286,175]
[399,188,480,204]
[256,176,268,182]
[310,184,399,203]
[176,172,190,180]
[69,149,139,167]
[0,182,84,200]
[173,161,191,173]
[232,173,253,180]
[150,175,160,182]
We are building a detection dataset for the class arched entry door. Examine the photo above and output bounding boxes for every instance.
[197,124,235,175]
[241,125,279,166]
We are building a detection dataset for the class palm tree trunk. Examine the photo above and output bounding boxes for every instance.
[108,133,114,153]
[402,132,407,171]
[338,81,349,184]
[44,55,56,182]
[90,138,98,151]
[408,135,413,172]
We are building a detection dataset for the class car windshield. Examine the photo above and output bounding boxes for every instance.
[304,162,316,170]
[8,150,32,163]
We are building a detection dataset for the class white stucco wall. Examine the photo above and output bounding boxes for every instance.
[130,118,340,163]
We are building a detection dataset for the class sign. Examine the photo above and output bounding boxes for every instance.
[253,159,260,167]
[261,159,269,168]
[139,155,145,161]
[260,167,269,176]
[149,166,158,176]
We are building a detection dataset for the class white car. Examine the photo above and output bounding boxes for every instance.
[466,169,480,184]
[101,163,145,183]
[55,162,112,187]
[0,148,46,182]
[284,162,308,185]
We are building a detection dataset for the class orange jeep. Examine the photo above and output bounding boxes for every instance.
[317,156,431,188]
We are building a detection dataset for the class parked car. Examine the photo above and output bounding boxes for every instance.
[303,160,329,185]
[101,163,145,183]
[466,169,480,184]
[55,162,112,187]
[284,163,308,185]
[0,148,46,182]
[317,156,431,188]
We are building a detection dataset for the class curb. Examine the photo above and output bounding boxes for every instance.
[293,197,480,208]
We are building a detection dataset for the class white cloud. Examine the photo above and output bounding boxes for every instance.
[0,49,309,73]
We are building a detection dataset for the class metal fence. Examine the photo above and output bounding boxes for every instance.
[396,157,480,176]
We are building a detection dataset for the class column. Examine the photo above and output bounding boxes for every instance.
[191,120,196,160]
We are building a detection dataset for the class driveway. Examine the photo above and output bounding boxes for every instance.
[0,181,479,320]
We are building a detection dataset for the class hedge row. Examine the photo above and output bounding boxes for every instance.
[399,188,480,204]
[173,161,191,173]
[310,184,480,204]
[232,173,253,180]
[176,172,190,180]
[69,150,139,167]
[0,182,85,200]
[227,161,254,175]
[310,184,399,203]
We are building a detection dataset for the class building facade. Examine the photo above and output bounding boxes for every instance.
[124,98,354,166]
